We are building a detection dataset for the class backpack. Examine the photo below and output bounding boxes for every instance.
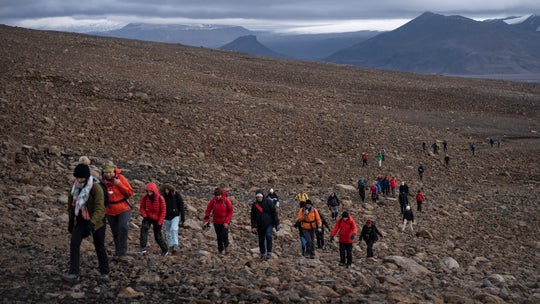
[97,179,110,207]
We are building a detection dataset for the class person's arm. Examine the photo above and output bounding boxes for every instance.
[158,195,166,226]
[177,193,186,223]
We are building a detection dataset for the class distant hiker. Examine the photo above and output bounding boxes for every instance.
[402,205,414,233]
[399,181,409,195]
[422,141,427,151]
[139,182,168,256]
[102,162,134,257]
[360,219,383,258]
[376,153,383,167]
[382,175,390,196]
[415,190,425,212]
[251,191,280,260]
[489,137,495,147]
[327,192,341,221]
[361,152,368,166]
[398,191,409,215]
[443,140,448,152]
[316,213,331,250]
[204,187,234,255]
[444,154,450,167]
[357,177,367,202]
[330,211,358,267]
[380,147,386,161]
[418,164,425,181]
[297,200,322,259]
[160,183,185,253]
[370,182,379,203]
[267,188,279,208]
[470,143,476,156]
[63,163,109,284]
[389,176,398,197]
[432,142,439,154]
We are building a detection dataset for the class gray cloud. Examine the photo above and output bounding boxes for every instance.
[1,0,538,32]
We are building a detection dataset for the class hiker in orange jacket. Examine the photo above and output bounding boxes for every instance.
[297,200,322,259]
[102,163,134,257]
[330,211,358,267]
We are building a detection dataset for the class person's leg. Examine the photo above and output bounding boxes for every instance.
[106,214,120,256]
[152,220,168,254]
[214,223,224,253]
[140,217,150,251]
[402,220,407,231]
[92,224,109,275]
[366,240,374,258]
[346,243,353,265]
[303,229,314,256]
[257,227,267,257]
[117,210,132,256]
[169,216,180,248]
[68,224,86,275]
[338,242,346,264]
[163,219,173,248]
[265,225,273,257]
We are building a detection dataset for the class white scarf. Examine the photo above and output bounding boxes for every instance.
[71,176,96,220]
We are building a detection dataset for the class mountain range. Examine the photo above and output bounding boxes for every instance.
[92,12,540,80]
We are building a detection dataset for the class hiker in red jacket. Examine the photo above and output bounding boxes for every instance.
[139,182,168,256]
[415,189,426,212]
[204,187,234,255]
[329,211,358,267]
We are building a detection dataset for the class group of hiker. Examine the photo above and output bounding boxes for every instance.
[64,157,185,284]
[65,150,431,283]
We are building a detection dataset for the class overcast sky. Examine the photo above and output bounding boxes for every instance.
[1,0,538,34]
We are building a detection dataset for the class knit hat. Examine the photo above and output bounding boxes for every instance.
[341,211,349,218]
[406,205,411,210]
[366,220,372,226]
[73,164,91,179]
[102,165,115,173]
[305,199,312,205]
[256,193,263,198]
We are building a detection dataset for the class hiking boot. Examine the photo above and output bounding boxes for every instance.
[223,247,229,255]
[139,247,147,254]
[62,273,80,283]
[338,262,345,266]
[309,254,315,259]
[266,252,272,260]
[171,245,178,253]
[98,274,110,282]
[161,251,169,257]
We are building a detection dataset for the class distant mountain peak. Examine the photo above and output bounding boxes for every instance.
[220,35,287,58]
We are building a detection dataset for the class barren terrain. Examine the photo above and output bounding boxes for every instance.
[0,25,539,303]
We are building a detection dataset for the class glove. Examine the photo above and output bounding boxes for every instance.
[68,218,74,234]
[82,222,95,238]
[88,222,95,234]
[329,236,334,242]
[275,225,281,232]
[350,233,356,241]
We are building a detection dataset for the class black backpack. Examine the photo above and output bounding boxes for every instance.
[96,179,110,207]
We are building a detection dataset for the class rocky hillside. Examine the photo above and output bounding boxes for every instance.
[0,24,539,303]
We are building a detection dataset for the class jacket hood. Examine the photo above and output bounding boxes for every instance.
[145,182,159,195]
[160,184,176,195]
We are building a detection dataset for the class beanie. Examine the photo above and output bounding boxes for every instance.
[73,164,91,179]
[366,220,372,226]
[341,211,349,218]
[256,193,263,198]
[102,165,115,173]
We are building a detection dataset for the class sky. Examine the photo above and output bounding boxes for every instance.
[0,0,538,34]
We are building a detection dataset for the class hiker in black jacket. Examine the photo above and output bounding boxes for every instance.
[160,184,185,253]
[251,190,280,260]
[360,219,383,258]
